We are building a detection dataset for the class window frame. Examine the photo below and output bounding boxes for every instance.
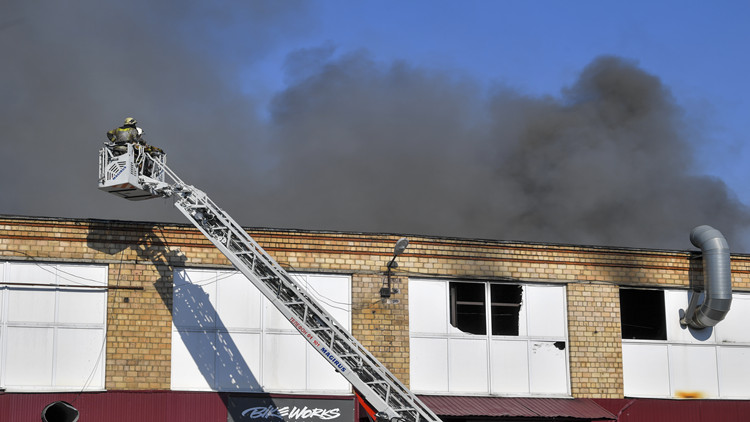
[0,261,108,392]
[619,287,668,341]
[409,278,570,396]
[170,268,352,394]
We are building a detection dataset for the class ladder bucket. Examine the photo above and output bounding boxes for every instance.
[98,143,166,201]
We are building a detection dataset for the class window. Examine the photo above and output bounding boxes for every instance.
[0,261,108,392]
[449,282,522,336]
[491,284,523,336]
[449,282,486,335]
[410,279,569,396]
[620,288,667,340]
[171,268,351,393]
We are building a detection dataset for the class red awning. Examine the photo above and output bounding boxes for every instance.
[418,395,616,420]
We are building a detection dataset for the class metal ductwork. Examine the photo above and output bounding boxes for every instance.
[681,225,732,329]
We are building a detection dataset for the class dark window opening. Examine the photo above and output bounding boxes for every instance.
[620,288,667,340]
[491,284,522,336]
[449,282,486,335]
[449,282,523,336]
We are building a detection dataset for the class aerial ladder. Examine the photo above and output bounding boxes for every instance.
[98,143,442,422]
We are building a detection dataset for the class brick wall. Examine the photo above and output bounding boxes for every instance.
[2,215,750,397]
[351,275,410,384]
[567,283,623,398]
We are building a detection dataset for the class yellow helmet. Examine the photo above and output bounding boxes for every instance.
[124,117,137,126]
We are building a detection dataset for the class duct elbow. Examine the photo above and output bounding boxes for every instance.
[685,225,732,329]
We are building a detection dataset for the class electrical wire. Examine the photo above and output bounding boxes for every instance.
[2,250,107,286]
[71,247,126,404]
[175,258,354,314]
[275,260,353,313]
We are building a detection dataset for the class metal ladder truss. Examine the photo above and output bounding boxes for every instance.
[113,146,441,422]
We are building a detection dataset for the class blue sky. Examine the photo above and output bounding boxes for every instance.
[2,0,749,251]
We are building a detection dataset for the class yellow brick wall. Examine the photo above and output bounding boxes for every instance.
[351,275,410,385]
[2,216,750,397]
[567,283,623,398]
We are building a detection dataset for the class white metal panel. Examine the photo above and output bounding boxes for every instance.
[170,329,217,390]
[307,346,350,392]
[172,269,353,393]
[409,279,448,334]
[8,262,57,285]
[622,343,670,397]
[7,288,56,323]
[0,287,3,355]
[307,275,351,330]
[54,327,105,389]
[173,271,217,330]
[529,341,568,395]
[262,333,307,391]
[263,272,300,331]
[449,338,488,393]
[517,286,528,337]
[57,264,107,287]
[525,285,566,338]
[302,274,351,393]
[716,294,750,344]
[178,268,220,288]
[490,339,529,394]
[409,337,448,392]
[264,295,292,331]
[215,331,262,391]
[669,345,719,398]
[4,326,54,388]
[58,289,107,324]
[0,286,4,324]
[216,272,262,330]
[717,346,750,397]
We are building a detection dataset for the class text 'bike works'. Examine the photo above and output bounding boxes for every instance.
[241,405,342,421]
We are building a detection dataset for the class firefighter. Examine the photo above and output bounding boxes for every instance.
[106,117,145,156]
[107,117,144,145]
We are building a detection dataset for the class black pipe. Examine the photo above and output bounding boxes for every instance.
[41,401,79,422]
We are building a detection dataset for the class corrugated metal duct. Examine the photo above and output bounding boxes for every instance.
[682,225,732,329]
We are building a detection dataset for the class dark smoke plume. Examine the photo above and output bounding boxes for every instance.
[1,1,747,251]
[253,53,750,250]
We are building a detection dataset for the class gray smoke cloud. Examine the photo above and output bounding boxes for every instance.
[253,52,750,250]
[1,2,748,251]
[0,0,308,222]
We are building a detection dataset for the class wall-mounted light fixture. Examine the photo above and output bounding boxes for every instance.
[380,237,409,300]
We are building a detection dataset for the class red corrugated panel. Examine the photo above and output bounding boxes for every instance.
[0,391,227,421]
[594,398,750,422]
[0,391,354,421]
[418,395,616,420]
[418,395,537,417]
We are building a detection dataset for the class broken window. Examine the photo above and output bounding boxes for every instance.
[449,282,486,335]
[620,288,667,340]
[449,282,523,336]
[491,284,523,336]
